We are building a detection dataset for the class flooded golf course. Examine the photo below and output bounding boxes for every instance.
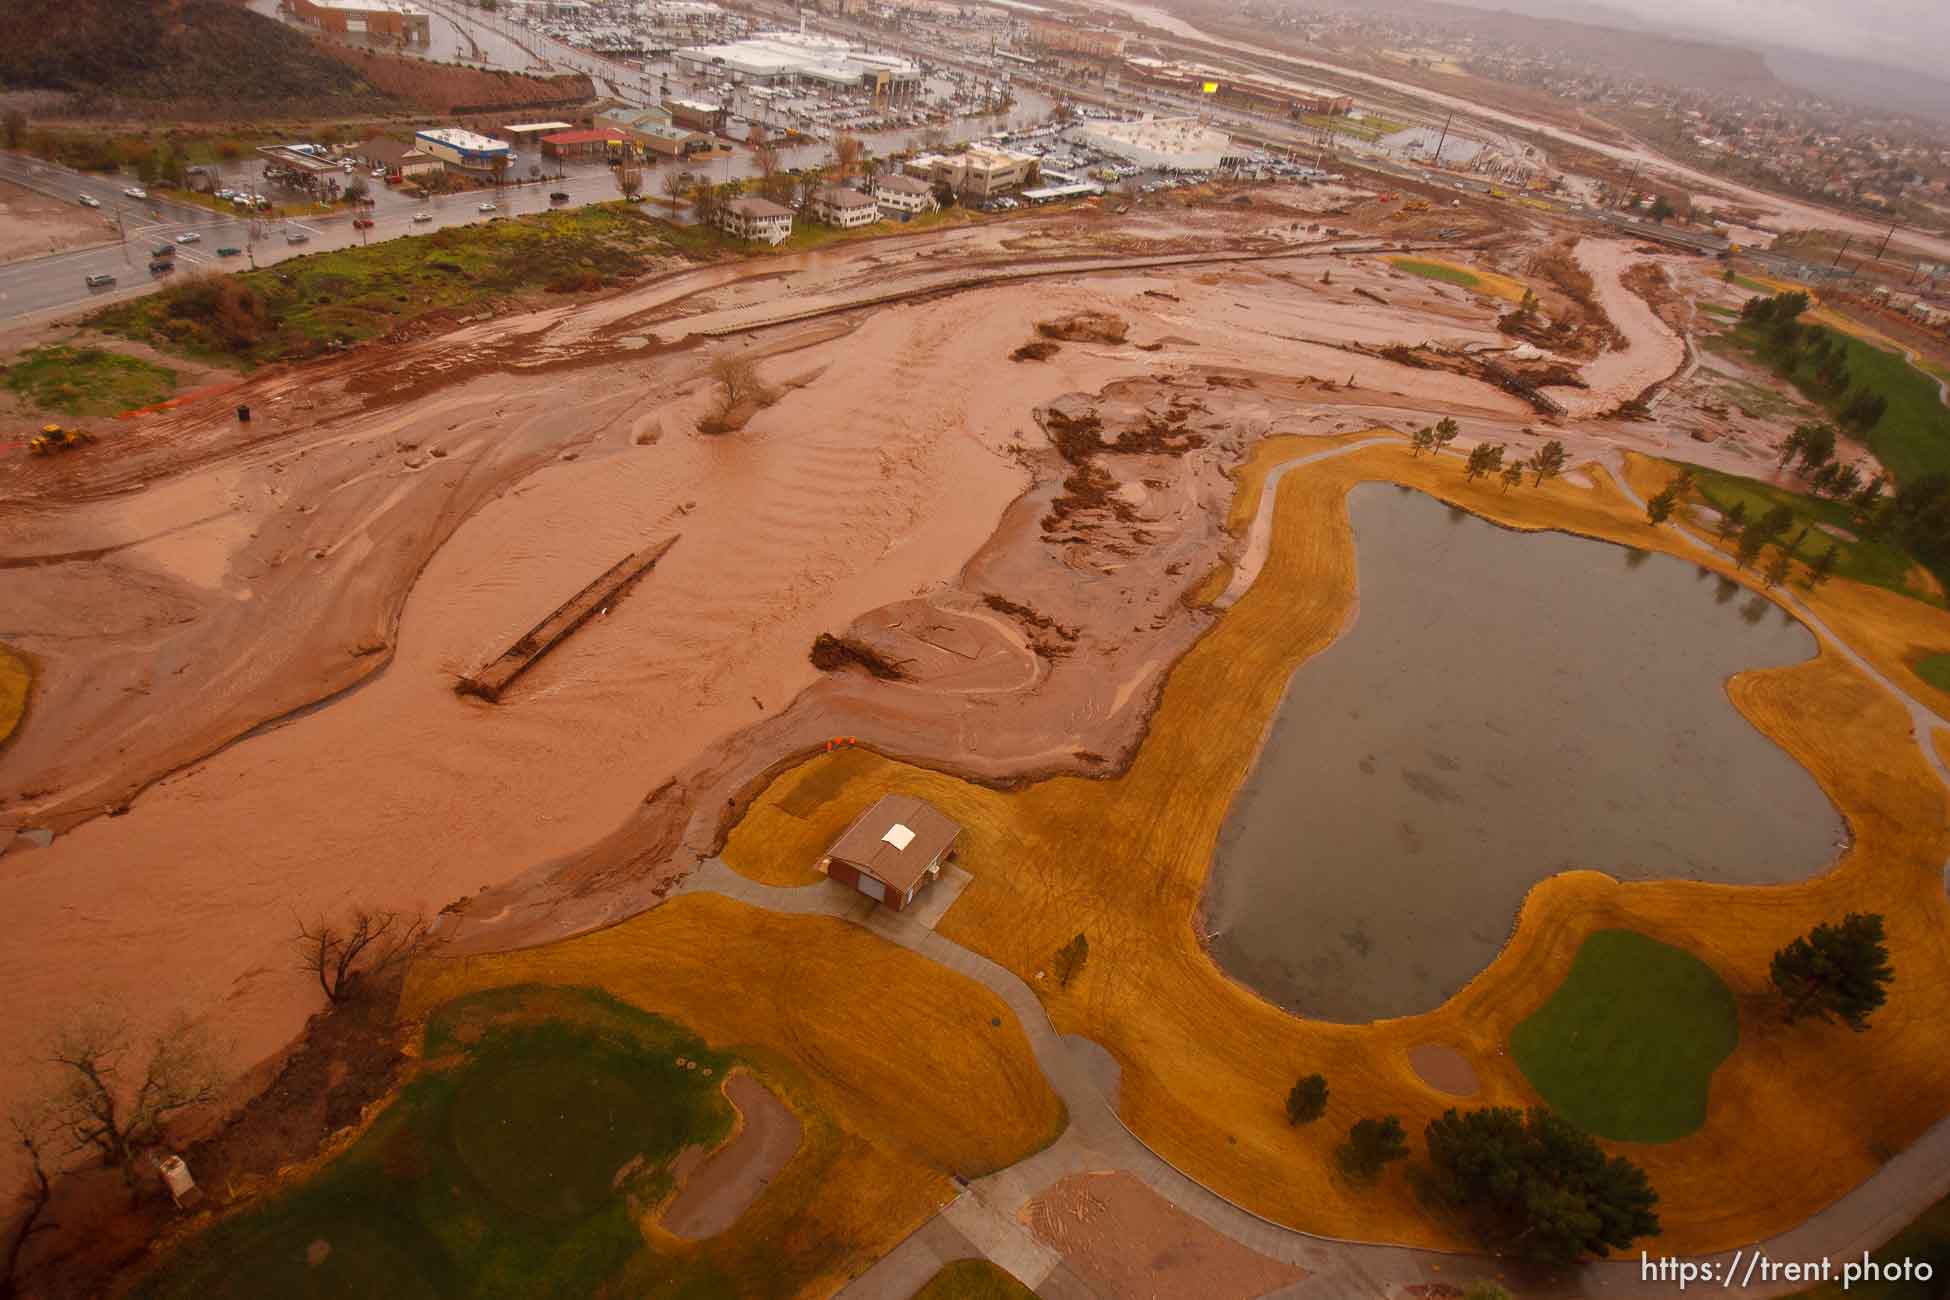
[1205,484,1847,1023]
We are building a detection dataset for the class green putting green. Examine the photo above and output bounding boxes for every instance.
[1510,929,1738,1142]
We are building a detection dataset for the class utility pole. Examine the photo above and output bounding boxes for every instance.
[1831,233,1853,270]
[1431,111,1452,167]
[1874,222,1897,262]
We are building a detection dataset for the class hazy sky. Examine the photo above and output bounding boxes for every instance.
[1455,0,1950,79]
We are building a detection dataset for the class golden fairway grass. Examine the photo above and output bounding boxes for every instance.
[0,643,29,746]
[1384,255,1529,303]
[404,893,1065,1295]
[725,439,1950,1252]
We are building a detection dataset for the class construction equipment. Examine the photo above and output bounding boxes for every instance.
[29,424,96,456]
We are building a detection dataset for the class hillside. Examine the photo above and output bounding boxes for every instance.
[319,45,595,115]
[0,0,396,116]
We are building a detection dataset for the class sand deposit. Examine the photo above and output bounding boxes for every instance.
[1022,1171,1307,1299]
[0,180,115,264]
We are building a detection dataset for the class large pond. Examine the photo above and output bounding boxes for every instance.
[1204,484,1846,1024]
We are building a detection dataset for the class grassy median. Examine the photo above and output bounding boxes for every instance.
[87,204,671,368]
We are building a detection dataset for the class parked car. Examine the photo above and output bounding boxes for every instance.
[352,217,374,229]
[286,230,309,244]
[549,190,570,203]
[124,187,148,199]
[84,273,116,288]
[477,201,496,212]
[175,232,201,244]
[216,246,241,258]
[148,259,174,274]
[150,244,175,258]
[412,211,432,223]
[78,195,101,208]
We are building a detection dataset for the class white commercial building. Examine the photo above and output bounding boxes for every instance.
[1066,115,1229,171]
[414,127,513,169]
[675,30,921,99]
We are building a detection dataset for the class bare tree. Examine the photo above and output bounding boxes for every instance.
[690,174,724,227]
[41,1010,226,1186]
[750,138,790,205]
[293,908,427,1005]
[661,165,691,209]
[833,133,864,180]
[3,1104,56,1300]
[707,354,774,423]
[614,157,644,202]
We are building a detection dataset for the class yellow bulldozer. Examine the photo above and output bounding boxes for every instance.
[29,424,96,456]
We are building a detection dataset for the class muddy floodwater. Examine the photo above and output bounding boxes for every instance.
[1205,485,1845,1024]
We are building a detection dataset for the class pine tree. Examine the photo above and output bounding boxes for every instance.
[1465,442,1505,483]
[1337,1115,1407,1180]
[1807,544,1840,589]
[1431,417,1461,458]
[1286,1073,1329,1126]
[1053,933,1090,988]
[1771,913,1892,1030]
[1530,440,1568,486]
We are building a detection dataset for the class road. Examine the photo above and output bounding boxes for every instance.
[0,152,666,323]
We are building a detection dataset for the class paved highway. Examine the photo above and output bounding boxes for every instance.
[0,152,685,323]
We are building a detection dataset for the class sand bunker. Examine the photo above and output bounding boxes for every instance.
[1020,1171,1305,1300]
[1408,1044,1479,1097]
[660,1072,801,1239]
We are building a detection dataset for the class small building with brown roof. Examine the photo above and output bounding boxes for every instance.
[820,794,963,911]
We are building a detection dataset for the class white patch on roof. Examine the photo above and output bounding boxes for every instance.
[881,823,917,851]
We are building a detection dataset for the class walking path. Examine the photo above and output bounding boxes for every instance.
[673,440,1950,1299]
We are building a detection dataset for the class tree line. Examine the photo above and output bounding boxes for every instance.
[1410,417,1569,493]
[1740,291,1887,434]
